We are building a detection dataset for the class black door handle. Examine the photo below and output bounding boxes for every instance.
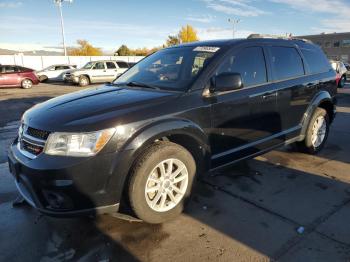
[262,92,277,99]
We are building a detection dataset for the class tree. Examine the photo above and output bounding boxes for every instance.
[178,25,199,43]
[166,35,180,47]
[116,45,131,56]
[68,40,102,56]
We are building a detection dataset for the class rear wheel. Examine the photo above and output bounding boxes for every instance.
[78,75,90,87]
[21,79,33,89]
[296,108,329,154]
[128,141,196,224]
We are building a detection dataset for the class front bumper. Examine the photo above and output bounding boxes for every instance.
[64,75,79,83]
[7,140,131,217]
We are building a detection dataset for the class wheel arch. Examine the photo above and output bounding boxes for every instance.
[300,91,335,139]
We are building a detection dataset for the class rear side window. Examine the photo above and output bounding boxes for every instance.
[301,48,331,74]
[55,66,70,70]
[216,46,267,87]
[270,47,304,80]
[4,66,18,73]
[106,62,116,69]
[116,61,129,68]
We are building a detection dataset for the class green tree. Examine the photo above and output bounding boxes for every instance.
[178,25,199,43]
[68,40,102,56]
[166,35,180,47]
[115,45,132,56]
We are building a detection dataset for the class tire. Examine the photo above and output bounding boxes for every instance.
[39,75,48,82]
[296,108,329,154]
[21,79,33,89]
[338,75,346,88]
[128,141,196,224]
[78,75,90,87]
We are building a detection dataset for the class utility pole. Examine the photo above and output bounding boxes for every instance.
[54,0,72,56]
[228,18,241,39]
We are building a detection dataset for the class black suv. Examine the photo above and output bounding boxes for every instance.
[8,37,337,223]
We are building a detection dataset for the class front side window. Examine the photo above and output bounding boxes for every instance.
[114,46,218,91]
[106,62,116,69]
[270,46,304,80]
[215,46,267,87]
[93,62,105,70]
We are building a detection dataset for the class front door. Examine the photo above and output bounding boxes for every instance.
[209,46,280,167]
[90,62,108,82]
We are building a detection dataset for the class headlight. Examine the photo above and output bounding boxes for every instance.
[45,128,115,157]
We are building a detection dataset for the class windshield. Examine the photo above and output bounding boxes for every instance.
[114,46,219,91]
[82,62,94,69]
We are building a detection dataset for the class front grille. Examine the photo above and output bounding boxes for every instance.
[27,126,50,140]
[22,140,44,155]
[18,124,49,159]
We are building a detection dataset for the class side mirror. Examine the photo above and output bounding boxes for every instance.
[210,72,243,93]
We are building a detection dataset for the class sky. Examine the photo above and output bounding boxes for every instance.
[1,0,350,53]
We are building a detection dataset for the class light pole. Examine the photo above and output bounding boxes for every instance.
[228,18,241,39]
[54,0,72,56]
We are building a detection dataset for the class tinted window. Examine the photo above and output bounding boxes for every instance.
[55,66,70,70]
[4,66,18,73]
[216,47,267,87]
[270,47,304,80]
[92,62,105,70]
[116,61,129,68]
[301,48,331,74]
[106,62,116,69]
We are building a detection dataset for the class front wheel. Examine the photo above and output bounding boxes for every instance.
[296,108,329,154]
[128,141,196,224]
[78,75,90,87]
[21,79,33,89]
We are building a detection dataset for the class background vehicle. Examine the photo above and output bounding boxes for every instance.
[36,64,76,82]
[8,38,337,224]
[331,60,347,88]
[64,60,130,86]
[0,65,39,89]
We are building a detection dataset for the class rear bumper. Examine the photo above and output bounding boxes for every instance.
[7,139,132,217]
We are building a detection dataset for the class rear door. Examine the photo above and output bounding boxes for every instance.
[209,45,280,167]
[105,62,119,81]
[0,66,20,86]
[267,45,315,139]
[53,65,71,80]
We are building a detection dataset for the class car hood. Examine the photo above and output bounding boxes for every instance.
[23,85,179,132]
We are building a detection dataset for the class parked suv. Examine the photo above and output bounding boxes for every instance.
[8,38,337,223]
[0,65,39,89]
[36,64,76,82]
[64,60,129,86]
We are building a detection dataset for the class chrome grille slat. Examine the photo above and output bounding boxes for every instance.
[18,124,50,159]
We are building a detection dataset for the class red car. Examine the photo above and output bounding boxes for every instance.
[0,65,39,89]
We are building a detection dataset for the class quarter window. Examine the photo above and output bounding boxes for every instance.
[270,47,304,80]
[216,47,267,87]
[301,48,331,74]
[116,61,129,68]
[106,62,117,69]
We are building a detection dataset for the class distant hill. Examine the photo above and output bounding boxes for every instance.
[0,48,63,56]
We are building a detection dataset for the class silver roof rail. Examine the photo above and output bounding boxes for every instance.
[247,34,312,43]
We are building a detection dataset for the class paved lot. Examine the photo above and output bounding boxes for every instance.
[0,82,350,261]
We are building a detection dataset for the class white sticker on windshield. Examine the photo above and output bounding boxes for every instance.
[193,46,220,53]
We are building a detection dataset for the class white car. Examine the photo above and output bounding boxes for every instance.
[63,60,130,86]
[330,60,347,88]
[37,64,76,82]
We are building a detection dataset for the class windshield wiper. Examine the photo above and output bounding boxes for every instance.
[126,81,160,90]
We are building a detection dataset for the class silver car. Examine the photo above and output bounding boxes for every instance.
[64,60,129,86]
